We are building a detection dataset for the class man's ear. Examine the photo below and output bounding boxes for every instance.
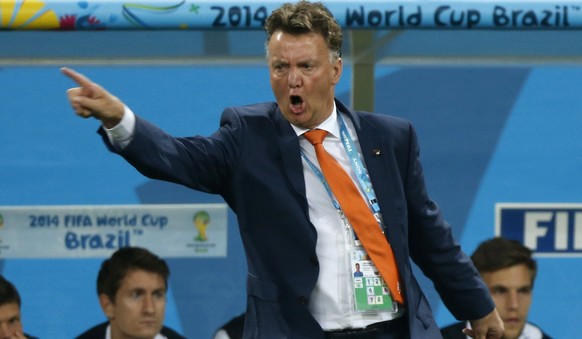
[331,57,343,86]
[99,294,115,319]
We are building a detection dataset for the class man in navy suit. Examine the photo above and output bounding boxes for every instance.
[62,1,503,338]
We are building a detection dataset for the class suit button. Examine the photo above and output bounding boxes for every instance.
[310,257,319,266]
[298,296,308,305]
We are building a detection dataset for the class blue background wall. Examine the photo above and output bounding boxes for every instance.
[1,29,581,338]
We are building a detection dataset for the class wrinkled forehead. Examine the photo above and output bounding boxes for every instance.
[267,31,330,58]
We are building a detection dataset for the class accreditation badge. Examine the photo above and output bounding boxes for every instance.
[350,248,398,313]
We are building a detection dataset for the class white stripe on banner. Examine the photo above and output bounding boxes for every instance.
[0,204,228,258]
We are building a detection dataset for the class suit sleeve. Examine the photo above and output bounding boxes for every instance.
[101,107,243,196]
[403,122,495,321]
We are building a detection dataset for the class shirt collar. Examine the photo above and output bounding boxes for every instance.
[106,324,168,339]
[290,102,339,139]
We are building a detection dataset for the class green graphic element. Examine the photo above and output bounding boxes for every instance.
[353,277,394,311]
[190,4,200,14]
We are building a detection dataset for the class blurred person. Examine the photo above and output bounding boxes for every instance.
[75,247,185,339]
[213,313,245,339]
[0,275,38,339]
[353,263,363,277]
[441,237,552,339]
[62,1,503,337]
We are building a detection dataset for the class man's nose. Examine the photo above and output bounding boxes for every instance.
[288,68,302,88]
[142,295,155,314]
[506,291,520,310]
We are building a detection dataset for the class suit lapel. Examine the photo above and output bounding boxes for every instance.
[339,102,406,258]
[273,108,309,213]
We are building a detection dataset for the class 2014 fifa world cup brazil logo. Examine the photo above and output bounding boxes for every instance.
[193,211,210,242]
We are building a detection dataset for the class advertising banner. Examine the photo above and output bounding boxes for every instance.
[496,203,582,257]
[2,1,582,30]
[0,204,228,258]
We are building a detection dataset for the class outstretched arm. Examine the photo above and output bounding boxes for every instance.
[61,67,125,128]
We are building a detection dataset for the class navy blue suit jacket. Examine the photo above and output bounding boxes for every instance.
[107,99,494,338]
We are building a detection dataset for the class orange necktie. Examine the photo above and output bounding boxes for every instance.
[304,129,403,304]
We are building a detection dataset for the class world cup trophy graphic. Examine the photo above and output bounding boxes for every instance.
[193,211,210,242]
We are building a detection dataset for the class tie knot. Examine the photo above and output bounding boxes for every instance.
[304,129,328,146]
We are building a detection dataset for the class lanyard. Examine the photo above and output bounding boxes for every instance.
[337,113,381,214]
[300,113,381,215]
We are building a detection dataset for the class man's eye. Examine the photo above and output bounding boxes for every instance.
[490,287,506,295]
[273,64,288,71]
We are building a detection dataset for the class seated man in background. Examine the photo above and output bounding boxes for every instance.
[0,275,38,339]
[441,237,552,339]
[75,247,185,339]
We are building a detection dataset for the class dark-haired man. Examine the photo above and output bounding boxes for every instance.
[75,247,185,339]
[63,1,502,337]
[441,237,552,339]
[0,275,38,339]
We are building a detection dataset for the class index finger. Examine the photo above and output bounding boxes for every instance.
[60,67,94,88]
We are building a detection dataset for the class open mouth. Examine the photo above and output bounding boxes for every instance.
[291,95,303,105]
[290,95,305,113]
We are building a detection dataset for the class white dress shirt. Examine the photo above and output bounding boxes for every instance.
[291,104,403,330]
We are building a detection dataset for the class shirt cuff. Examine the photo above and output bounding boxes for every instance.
[104,105,136,149]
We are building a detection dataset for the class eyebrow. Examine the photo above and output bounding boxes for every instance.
[128,287,166,293]
[490,283,532,290]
